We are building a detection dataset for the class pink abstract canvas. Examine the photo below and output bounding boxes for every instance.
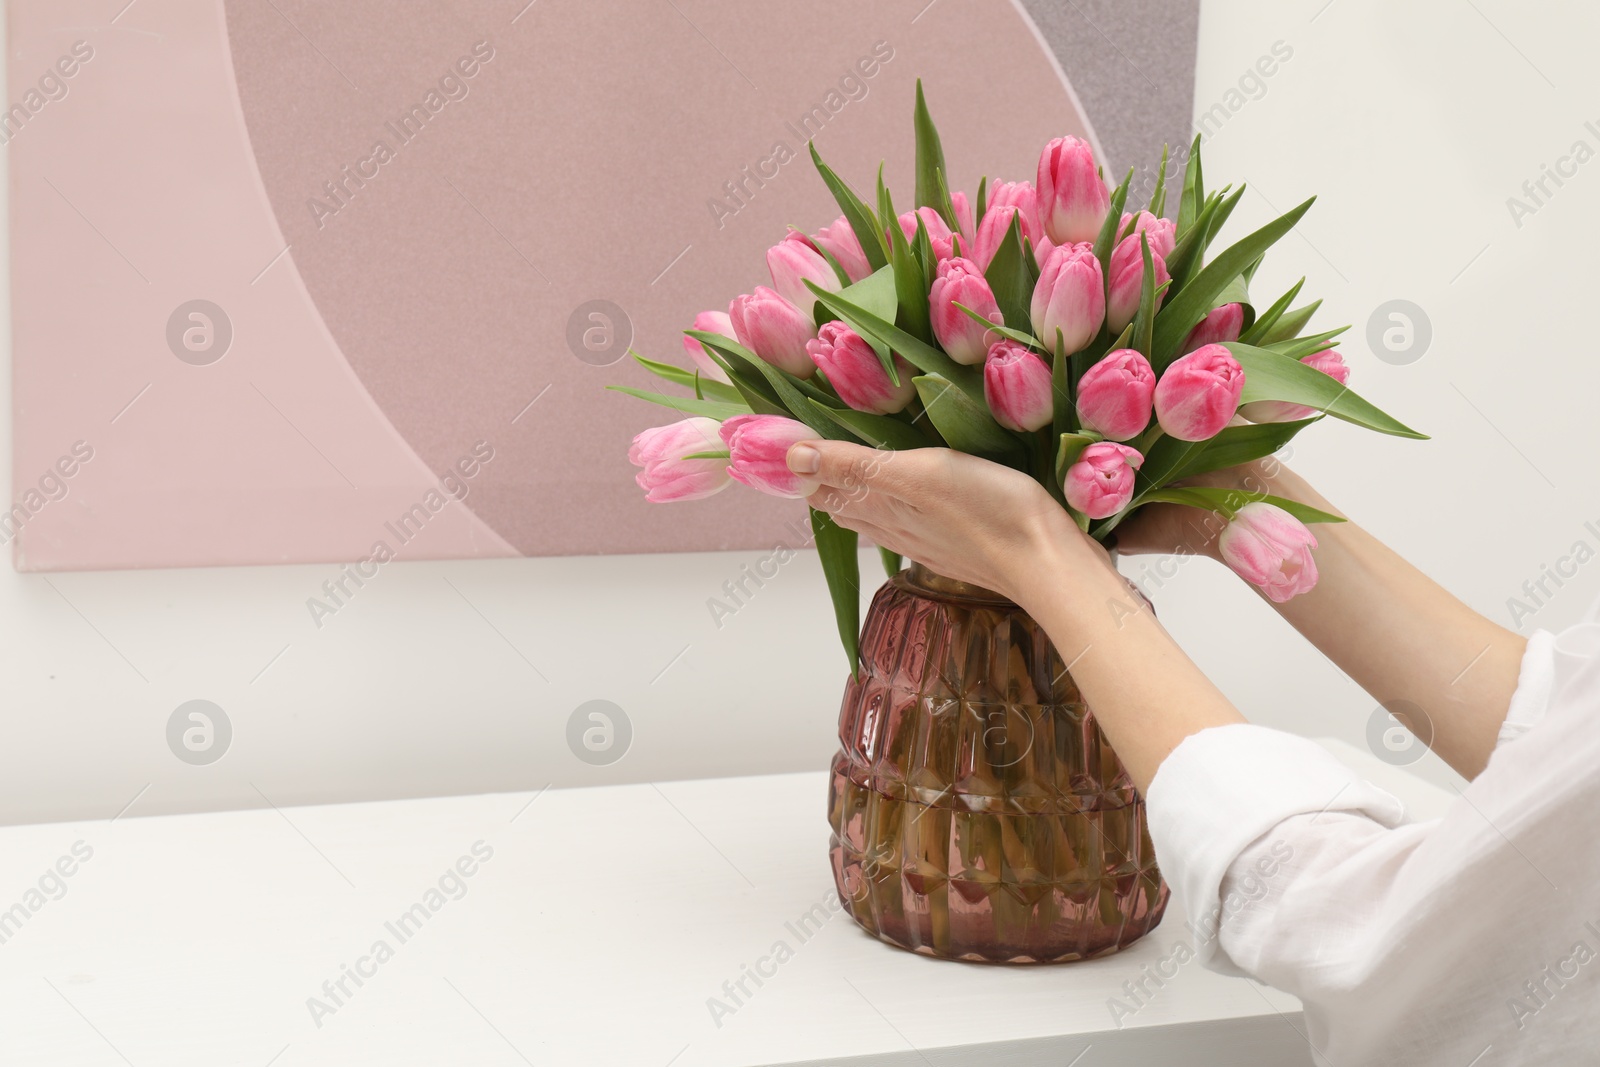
[8,0,1195,570]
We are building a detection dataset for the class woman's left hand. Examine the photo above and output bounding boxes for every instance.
[786,440,1106,607]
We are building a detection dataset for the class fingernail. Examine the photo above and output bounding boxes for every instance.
[787,444,820,474]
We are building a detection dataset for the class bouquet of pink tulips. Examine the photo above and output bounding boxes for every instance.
[619,82,1422,667]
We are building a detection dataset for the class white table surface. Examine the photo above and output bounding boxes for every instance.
[0,739,1450,1066]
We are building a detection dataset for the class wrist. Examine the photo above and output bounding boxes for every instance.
[1008,509,1120,617]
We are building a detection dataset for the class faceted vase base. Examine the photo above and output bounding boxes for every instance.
[826,564,1169,964]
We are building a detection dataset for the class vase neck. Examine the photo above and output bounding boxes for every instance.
[903,562,1013,605]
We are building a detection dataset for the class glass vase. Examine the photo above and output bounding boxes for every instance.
[827,562,1169,963]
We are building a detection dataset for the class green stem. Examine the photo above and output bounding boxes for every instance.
[1032,429,1065,504]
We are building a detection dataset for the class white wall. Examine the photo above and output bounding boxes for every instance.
[5,0,1596,824]
[1171,0,1600,787]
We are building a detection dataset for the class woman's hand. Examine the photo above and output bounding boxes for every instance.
[785,440,1105,607]
[787,437,1250,791]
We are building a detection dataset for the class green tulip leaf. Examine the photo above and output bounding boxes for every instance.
[1134,418,1318,494]
[1091,168,1135,280]
[1239,277,1305,345]
[1053,431,1098,489]
[1210,271,1257,336]
[982,211,1035,333]
[811,506,862,674]
[1138,485,1345,525]
[1129,233,1159,358]
[831,265,904,382]
[1227,342,1426,438]
[809,142,888,272]
[605,386,748,421]
[1154,196,1316,367]
[1176,134,1205,238]
[629,350,746,405]
[808,400,935,451]
[1150,143,1171,219]
[951,300,1037,349]
[1264,327,1348,361]
[912,373,1023,457]
[1259,299,1322,345]
[807,281,986,404]
[913,80,957,226]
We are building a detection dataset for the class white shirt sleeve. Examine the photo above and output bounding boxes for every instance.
[1498,628,1556,746]
[1143,626,1600,1064]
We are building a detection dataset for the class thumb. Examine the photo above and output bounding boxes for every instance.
[786,439,904,499]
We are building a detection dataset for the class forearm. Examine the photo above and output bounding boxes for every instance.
[1237,466,1524,779]
[1011,535,1246,793]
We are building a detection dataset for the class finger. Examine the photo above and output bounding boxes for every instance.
[812,481,901,528]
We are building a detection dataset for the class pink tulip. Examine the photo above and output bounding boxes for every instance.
[1119,210,1176,259]
[894,206,957,262]
[1063,442,1143,519]
[1030,242,1105,355]
[729,287,818,378]
[719,414,816,498]
[988,180,1053,264]
[1180,303,1245,355]
[803,217,872,282]
[929,257,1004,365]
[1219,502,1320,602]
[1153,343,1245,441]
[807,322,917,414]
[1239,348,1350,423]
[1075,349,1155,441]
[1037,135,1110,245]
[984,339,1054,432]
[1106,230,1172,334]
[767,239,840,312]
[629,417,731,503]
[987,181,1043,239]
[971,197,1050,270]
[680,310,736,384]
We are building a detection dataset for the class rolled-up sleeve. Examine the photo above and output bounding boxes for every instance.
[1143,723,1409,975]
[1498,628,1556,746]
[1141,626,1600,1062]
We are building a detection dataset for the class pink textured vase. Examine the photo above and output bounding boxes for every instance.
[827,562,1169,963]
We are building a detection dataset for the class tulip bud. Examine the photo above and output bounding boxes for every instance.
[1118,210,1176,259]
[1037,135,1110,245]
[729,287,818,378]
[1030,242,1105,355]
[719,414,816,498]
[806,217,872,282]
[1218,502,1320,602]
[895,206,957,262]
[984,339,1054,432]
[681,310,736,384]
[929,257,1005,365]
[1239,348,1350,424]
[1180,302,1244,355]
[971,205,1023,271]
[1075,348,1155,441]
[1106,231,1172,334]
[1153,343,1245,441]
[807,322,917,414]
[1063,442,1143,519]
[766,239,840,313]
[629,417,732,503]
[987,180,1052,264]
